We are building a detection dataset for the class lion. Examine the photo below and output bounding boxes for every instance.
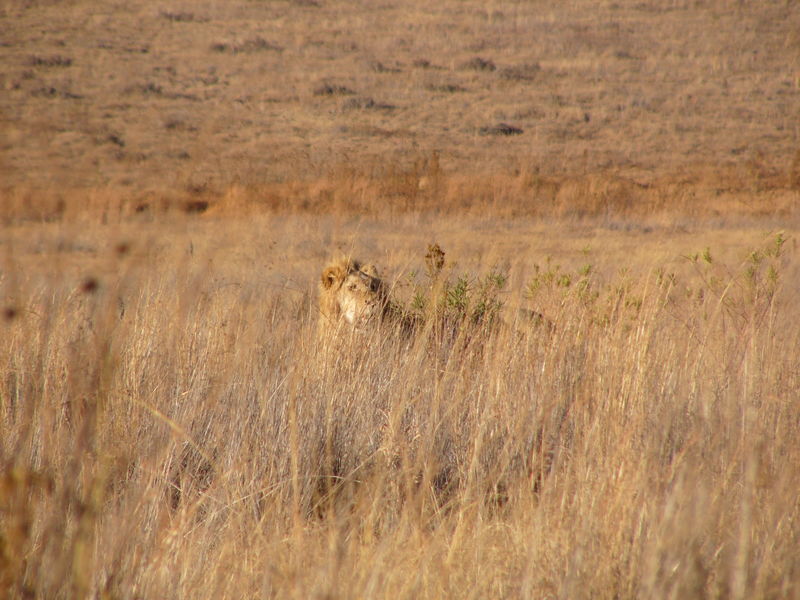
[315,255,550,348]
[317,257,389,336]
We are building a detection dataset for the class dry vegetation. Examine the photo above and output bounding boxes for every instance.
[1,0,800,217]
[2,0,800,598]
[2,215,799,598]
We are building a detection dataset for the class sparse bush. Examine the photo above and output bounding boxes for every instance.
[210,37,283,54]
[478,123,524,136]
[160,11,198,22]
[498,62,541,81]
[313,83,356,96]
[28,55,72,67]
[424,82,468,93]
[459,57,496,72]
[391,243,507,330]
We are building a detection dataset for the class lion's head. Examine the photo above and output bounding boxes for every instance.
[318,258,386,330]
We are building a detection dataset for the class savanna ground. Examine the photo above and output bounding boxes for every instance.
[2,0,800,598]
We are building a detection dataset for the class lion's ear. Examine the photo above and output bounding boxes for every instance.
[361,263,380,278]
[321,264,345,289]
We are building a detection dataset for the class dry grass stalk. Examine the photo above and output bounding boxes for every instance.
[1,221,798,598]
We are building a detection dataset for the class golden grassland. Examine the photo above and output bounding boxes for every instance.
[1,212,799,598]
[2,0,800,598]
[2,0,800,200]
[2,0,799,224]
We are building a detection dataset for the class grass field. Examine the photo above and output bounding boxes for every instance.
[2,0,800,598]
[2,0,800,212]
[2,214,799,598]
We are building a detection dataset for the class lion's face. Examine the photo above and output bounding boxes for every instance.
[320,259,384,328]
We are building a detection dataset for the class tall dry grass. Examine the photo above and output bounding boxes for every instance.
[1,217,798,599]
[2,161,798,225]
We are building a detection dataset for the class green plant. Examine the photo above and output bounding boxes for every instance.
[401,244,508,329]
